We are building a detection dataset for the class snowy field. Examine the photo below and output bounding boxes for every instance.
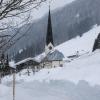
[1,80,100,100]
[1,25,100,100]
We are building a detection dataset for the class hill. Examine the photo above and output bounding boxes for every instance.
[7,0,100,61]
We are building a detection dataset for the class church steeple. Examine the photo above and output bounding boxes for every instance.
[45,6,54,54]
[46,7,54,46]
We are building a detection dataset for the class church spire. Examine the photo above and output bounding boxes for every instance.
[45,6,54,54]
[46,6,54,46]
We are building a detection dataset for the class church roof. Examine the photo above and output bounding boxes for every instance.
[46,8,54,46]
[42,50,64,62]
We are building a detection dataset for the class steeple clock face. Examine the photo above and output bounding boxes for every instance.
[49,46,52,50]
[47,42,54,51]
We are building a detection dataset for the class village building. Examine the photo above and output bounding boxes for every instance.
[15,57,40,72]
[40,7,65,68]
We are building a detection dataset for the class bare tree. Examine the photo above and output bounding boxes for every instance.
[0,0,47,53]
[0,0,46,20]
[0,0,46,31]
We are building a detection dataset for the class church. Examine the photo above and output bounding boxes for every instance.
[40,7,65,69]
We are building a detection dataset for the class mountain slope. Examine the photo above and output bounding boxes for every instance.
[57,25,100,57]
[8,0,100,61]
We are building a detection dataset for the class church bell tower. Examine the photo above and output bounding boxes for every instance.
[45,7,54,55]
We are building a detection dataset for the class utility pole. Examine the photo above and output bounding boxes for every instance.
[0,72,1,84]
[13,70,16,100]
[9,60,16,100]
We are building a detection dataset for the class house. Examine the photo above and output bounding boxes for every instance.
[15,57,40,72]
[40,7,65,68]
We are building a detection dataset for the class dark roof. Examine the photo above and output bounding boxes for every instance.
[42,50,64,62]
[46,8,54,46]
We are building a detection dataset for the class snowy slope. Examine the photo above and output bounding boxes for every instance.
[3,25,100,84]
[1,25,100,100]
[2,25,100,85]
[57,25,100,57]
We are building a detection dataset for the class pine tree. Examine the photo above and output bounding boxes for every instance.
[92,33,100,52]
[92,39,98,52]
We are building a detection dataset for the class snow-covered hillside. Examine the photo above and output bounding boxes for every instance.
[57,25,100,57]
[1,25,100,100]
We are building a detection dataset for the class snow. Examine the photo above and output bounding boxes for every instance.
[0,85,9,97]
[7,50,100,86]
[1,80,100,100]
[57,25,100,57]
[9,61,16,69]
[19,49,23,54]
[15,57,39,66]
[1,25,100,100]
[28,50,100,86]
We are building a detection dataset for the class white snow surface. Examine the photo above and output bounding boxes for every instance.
[9,60,16,69]
[56,24,99,57]
[1,25,100,100]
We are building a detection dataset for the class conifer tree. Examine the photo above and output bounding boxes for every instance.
[92,39,98,52]
[92,33,100,52]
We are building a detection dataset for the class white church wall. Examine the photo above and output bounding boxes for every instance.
[40,60,64,69]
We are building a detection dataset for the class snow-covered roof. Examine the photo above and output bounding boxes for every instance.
[15,57,39,66]
[42,50,64,62]
[9,60,16,69]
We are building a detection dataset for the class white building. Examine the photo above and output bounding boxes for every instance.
[40,7,64,68]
